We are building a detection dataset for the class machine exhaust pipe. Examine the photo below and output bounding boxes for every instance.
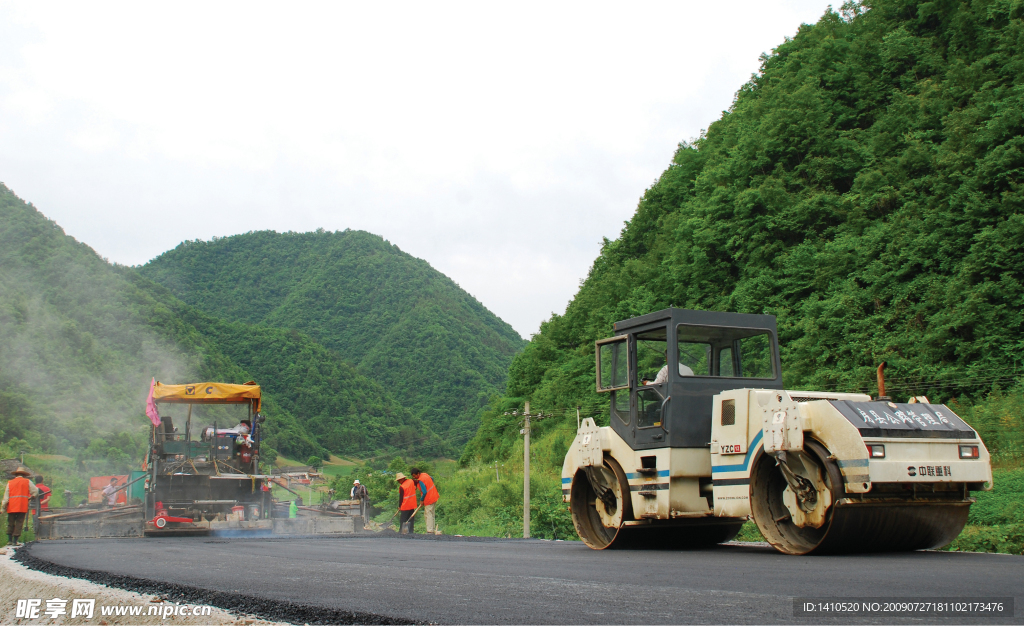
[875,362,890,401]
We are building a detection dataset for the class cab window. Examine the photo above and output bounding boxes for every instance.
[676,324,775,379]
[635,328,667,386]
[596,337,629,391]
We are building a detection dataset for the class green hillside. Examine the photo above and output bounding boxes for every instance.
[139,229,525,445]
[464,0,1024,462]
[0,185,440,467]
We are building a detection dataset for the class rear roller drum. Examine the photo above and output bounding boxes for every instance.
[571,459,743,550]
[570,459,631,549]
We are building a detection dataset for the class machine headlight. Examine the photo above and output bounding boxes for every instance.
[867,444,885,458]
[959,445,980,459]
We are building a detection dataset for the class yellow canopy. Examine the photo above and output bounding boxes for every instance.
[153,381,261,411]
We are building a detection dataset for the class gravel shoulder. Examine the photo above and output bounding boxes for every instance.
[0,546,262,626]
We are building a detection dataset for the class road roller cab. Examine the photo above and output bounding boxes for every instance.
[563,308,993,554]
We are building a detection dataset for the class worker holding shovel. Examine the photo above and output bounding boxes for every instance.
[395,472,417,534]
[411,468,440,535]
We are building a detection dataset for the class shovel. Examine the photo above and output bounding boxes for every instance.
[381,509,401,531]
[384,504,421,532]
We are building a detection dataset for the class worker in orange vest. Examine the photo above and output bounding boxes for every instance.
[2,467,39,546]
[31,475,51,514]
[31,474,51,536]
[395,472,417,534]
[411,468,440,535]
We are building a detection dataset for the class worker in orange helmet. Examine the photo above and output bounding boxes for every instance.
[411,468,440,535]
[2,467,39,546]
[395,472,417,534]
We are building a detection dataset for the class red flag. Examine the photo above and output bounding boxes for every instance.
[146,377,161,427]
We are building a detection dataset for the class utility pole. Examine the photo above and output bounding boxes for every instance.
[523,401,530,539]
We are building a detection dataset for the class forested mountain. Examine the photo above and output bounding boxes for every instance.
[465,0,1024,461]
[139,230,525,445]
[0,185,441,465]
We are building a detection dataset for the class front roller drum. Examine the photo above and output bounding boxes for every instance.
[750,439,971,555]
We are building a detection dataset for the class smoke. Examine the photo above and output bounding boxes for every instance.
[0,189,195,457]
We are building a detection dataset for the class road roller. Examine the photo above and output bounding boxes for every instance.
[562,308,993,554]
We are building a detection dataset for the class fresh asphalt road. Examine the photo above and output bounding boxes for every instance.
[26,534,1023,624]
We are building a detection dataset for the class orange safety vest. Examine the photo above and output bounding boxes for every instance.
[399,479,417,510]
[37,483,51,512]
[416,473,439,505]
[7,477,31,514]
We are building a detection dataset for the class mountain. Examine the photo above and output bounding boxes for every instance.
[464,0,1024,461]
[0,185,440,466]
[138,229,526,445]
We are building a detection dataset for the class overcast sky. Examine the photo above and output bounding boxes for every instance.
[1,1,834,338]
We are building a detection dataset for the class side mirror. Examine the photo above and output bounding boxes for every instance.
[256,413,266,424]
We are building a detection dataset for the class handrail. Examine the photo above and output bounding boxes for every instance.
[659,395,671,431]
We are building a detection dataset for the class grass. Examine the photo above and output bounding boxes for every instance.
[273,453,358,479]
[320,464,355,478]
[273,454,307,468]
[327,455,360,466]
[23,454,73,463]
[942,467,1024,555]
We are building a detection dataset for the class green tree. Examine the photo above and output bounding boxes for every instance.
[465,0,1024,463]
[139,229,526,446]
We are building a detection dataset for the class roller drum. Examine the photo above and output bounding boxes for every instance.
[815,501,970,554]
[570,460,742,550]
[751,439,972,555]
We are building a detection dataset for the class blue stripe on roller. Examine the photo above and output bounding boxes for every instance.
[837,458,869,468]
[625,469,671,479]
[711,431,763,473]
[561,477,571,484]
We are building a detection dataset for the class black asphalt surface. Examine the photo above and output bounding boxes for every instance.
[23,534,1024,625]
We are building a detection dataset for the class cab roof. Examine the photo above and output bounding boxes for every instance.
[153,381,261,411]
[614,307,777,334]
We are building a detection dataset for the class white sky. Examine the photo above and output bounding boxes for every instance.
[0,1,834,338]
